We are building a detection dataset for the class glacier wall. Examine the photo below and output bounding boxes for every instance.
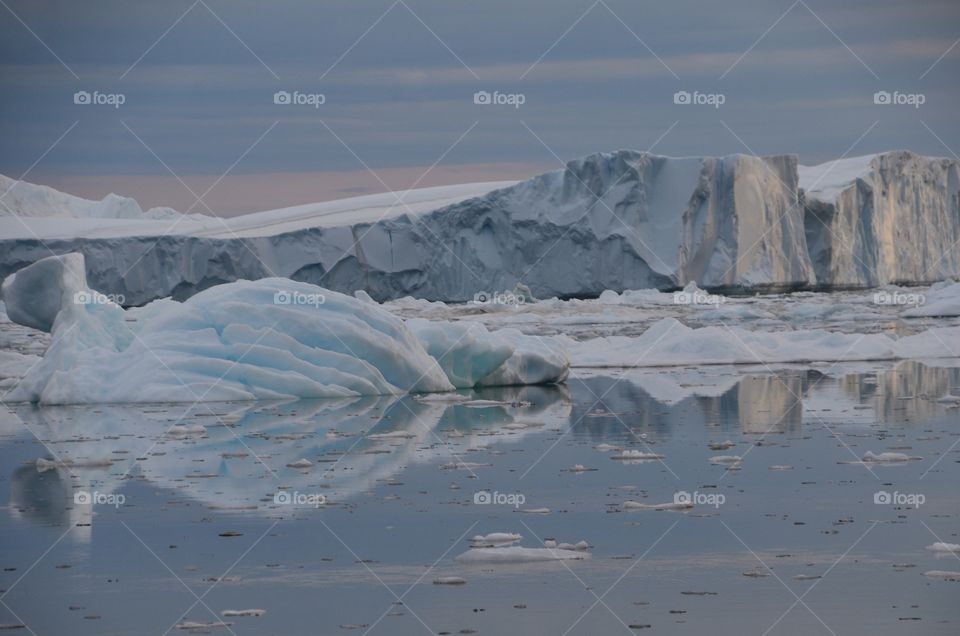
[802,151,960,287]
[1,150,957,305]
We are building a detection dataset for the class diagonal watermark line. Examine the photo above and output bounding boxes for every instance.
[716,119,879,286]
[319,519,436,635]
[398,0,479,79]
[761,521,877,635]
[319,0,400,80]
[0,0,78,78]
[120,0,202,79]
[121,520,239,636]
[519,319,681,479]
[720,0,801,80]
[799,0,878,79]
[598,0,679,79]
[919,36,960,80]
[0,526,73,600]
[720,520,838,636]
[199,0,280,79]
[521,0,601,80]
[162,520,280,635]
[0,599,37,636]
[517,118,679,282]
[361,521,479,635]
[557,518,680,636]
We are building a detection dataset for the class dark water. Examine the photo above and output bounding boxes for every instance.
[1,361,959,635]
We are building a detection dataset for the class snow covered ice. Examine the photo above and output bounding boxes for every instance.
[1,253,568,403]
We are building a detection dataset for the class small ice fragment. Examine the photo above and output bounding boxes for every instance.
[709,455,742,464]
[456,546,590,563]
[594,444,621,452]
[433,576,467,585]
[622,501,692,511]
[568,464,596,473]
[708,440,735,450]
[470,532,521,547]
[926,542,960,553]
[516,507,551,514]
[286,459,313,469]
[221,609,265,617]
[168,425,206,437]
[862,451,920,462]
[461,399,507,408]
[923,570,960,581]
[768,465,793,471]
[367,431,416,440]
[610,450,664,461]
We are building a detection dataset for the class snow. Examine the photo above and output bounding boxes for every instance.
[455,546,590,563]
[903,281,960,317]
[1,253,568,404]
[560,317,960,368]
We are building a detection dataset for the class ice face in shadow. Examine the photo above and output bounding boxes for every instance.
[1,254,568,404]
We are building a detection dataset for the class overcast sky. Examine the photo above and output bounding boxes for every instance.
[1,0,957,215]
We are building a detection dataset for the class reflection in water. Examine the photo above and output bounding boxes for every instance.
[4,360,959,539]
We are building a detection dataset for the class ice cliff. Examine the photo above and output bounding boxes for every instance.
[1,150,957,304]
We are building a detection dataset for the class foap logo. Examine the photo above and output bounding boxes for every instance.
[73,290,125,306]
[74,490,125,508]
[73,90,126,108]
[873,290,924,307]
[273,90,326,108]
[874,490,925,507]
[274,490,326,507]
[274,290,325,307]
[473,490,526,508]
[873,91,925,108]
[473,90,526,109]
[673,90,725,109]
[674,490,725,508]
[472,291,526,306]
[673,289,723,307]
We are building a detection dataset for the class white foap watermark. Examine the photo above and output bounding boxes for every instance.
[274,490,326,507]
[873,290,924,306]
[473,490,526,508]
[274,90,326,108]
[674,490,725,508]
[472,290,526,306]
[673,289,723,307]
[73,290,125,306]
[74,90,125,108]
[673,91,725,109]
[473,90,525,109]
[74,490,125,508]
[874,490,925,507]
[873,91,925,108]
[274,290,326,307]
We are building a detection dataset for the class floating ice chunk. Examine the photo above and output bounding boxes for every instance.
[862,451,920,463]
[622,501,692,511]
[432,576,467,585]
[594,444,621,452]
[708,440,735,451]
[176,620,233,630]
[609,450,664,461]
[286,459,313,469]
[568,464,597,473]
[470,532,522,547]
[168,425,206,437]
[516,507,551,514]
[923,570,960,581]
[456,546,590,564]
[3,254,567,404]
[366,431,417,440]
[709,455,742,464]
[926,542,960,553]
[220,609,265,617]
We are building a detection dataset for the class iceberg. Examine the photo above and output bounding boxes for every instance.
[2,150,957,305]
[0,254,568,404]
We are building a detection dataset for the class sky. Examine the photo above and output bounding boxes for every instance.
[0,0,957,215]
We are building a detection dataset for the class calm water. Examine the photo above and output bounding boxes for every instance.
[1,361,959,635]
